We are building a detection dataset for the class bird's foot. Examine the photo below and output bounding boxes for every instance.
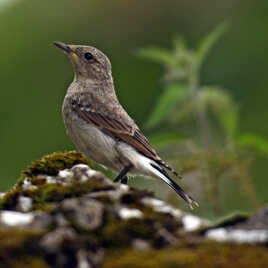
[121,176,128,185]
[114,165,132,184]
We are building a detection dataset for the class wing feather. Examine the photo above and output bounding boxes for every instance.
[73,104,159,160]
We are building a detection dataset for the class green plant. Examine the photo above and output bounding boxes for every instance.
[140,22,266,216]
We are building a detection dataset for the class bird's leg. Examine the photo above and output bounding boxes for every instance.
[114,165,132,183]
[121,176,128,184]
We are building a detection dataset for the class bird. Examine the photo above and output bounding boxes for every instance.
[53,41,199,209]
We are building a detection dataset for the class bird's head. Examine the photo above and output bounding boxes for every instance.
[53,41,112,82]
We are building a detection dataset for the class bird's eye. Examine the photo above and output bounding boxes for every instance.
[84,52,94,61]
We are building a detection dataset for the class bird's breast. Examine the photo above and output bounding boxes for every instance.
[62,98,120,170]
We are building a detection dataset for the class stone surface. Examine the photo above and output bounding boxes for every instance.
[0,152,268,268]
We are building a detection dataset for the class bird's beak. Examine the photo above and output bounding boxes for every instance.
[53,41,72,54]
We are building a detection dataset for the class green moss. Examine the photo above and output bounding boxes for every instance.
[7,257,50,268]
[90,195,115,205]
[121,194,183,235]
[99,203,182,249]
[0,228,48,267]
[91,189,182,249]
[0,178,114,211]
[101,217,155,248]
[17,151,93,186]
[0,228,43,252]
[28,176,47,186]
[0,151,111,211]
[103,242,268,268]
[2,152,267,268]
[0,188,23,211]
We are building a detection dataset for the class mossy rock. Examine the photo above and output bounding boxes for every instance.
[0,151,107,211]
[198,212,251,235]
[103,242,268,268]
[1,152,268,267]
[18,151,93,183]
[0,179,115,211]
[0,229,47,268]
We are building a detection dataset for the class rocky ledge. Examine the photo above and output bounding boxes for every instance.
[0,152,268,268]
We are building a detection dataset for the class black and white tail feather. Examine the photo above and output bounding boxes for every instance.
[115,144,199,209]
[155,159,182,179]
[149,162,199,210]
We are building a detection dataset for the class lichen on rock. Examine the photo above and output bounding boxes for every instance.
[0,151,268,268]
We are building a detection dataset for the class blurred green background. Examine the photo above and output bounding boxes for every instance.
[0,0,267,218]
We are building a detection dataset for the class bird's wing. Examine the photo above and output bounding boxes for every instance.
[71,98,160,161]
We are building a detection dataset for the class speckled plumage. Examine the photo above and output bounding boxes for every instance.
[54,41,198,209]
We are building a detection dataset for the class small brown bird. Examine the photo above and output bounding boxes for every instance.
[54,41,198,209]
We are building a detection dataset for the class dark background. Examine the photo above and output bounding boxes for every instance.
[0,0,267,216]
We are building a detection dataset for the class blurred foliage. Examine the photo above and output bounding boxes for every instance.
[141,23,268,216]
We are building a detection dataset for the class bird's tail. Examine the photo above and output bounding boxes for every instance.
[155,159,182,179]
[150,163,199,210]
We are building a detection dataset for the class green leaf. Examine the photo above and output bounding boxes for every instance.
[196,21,229,69]
[198,86,238,137]
[237,134,268,157]
[138,47,176,66]
[145,84,189,129]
